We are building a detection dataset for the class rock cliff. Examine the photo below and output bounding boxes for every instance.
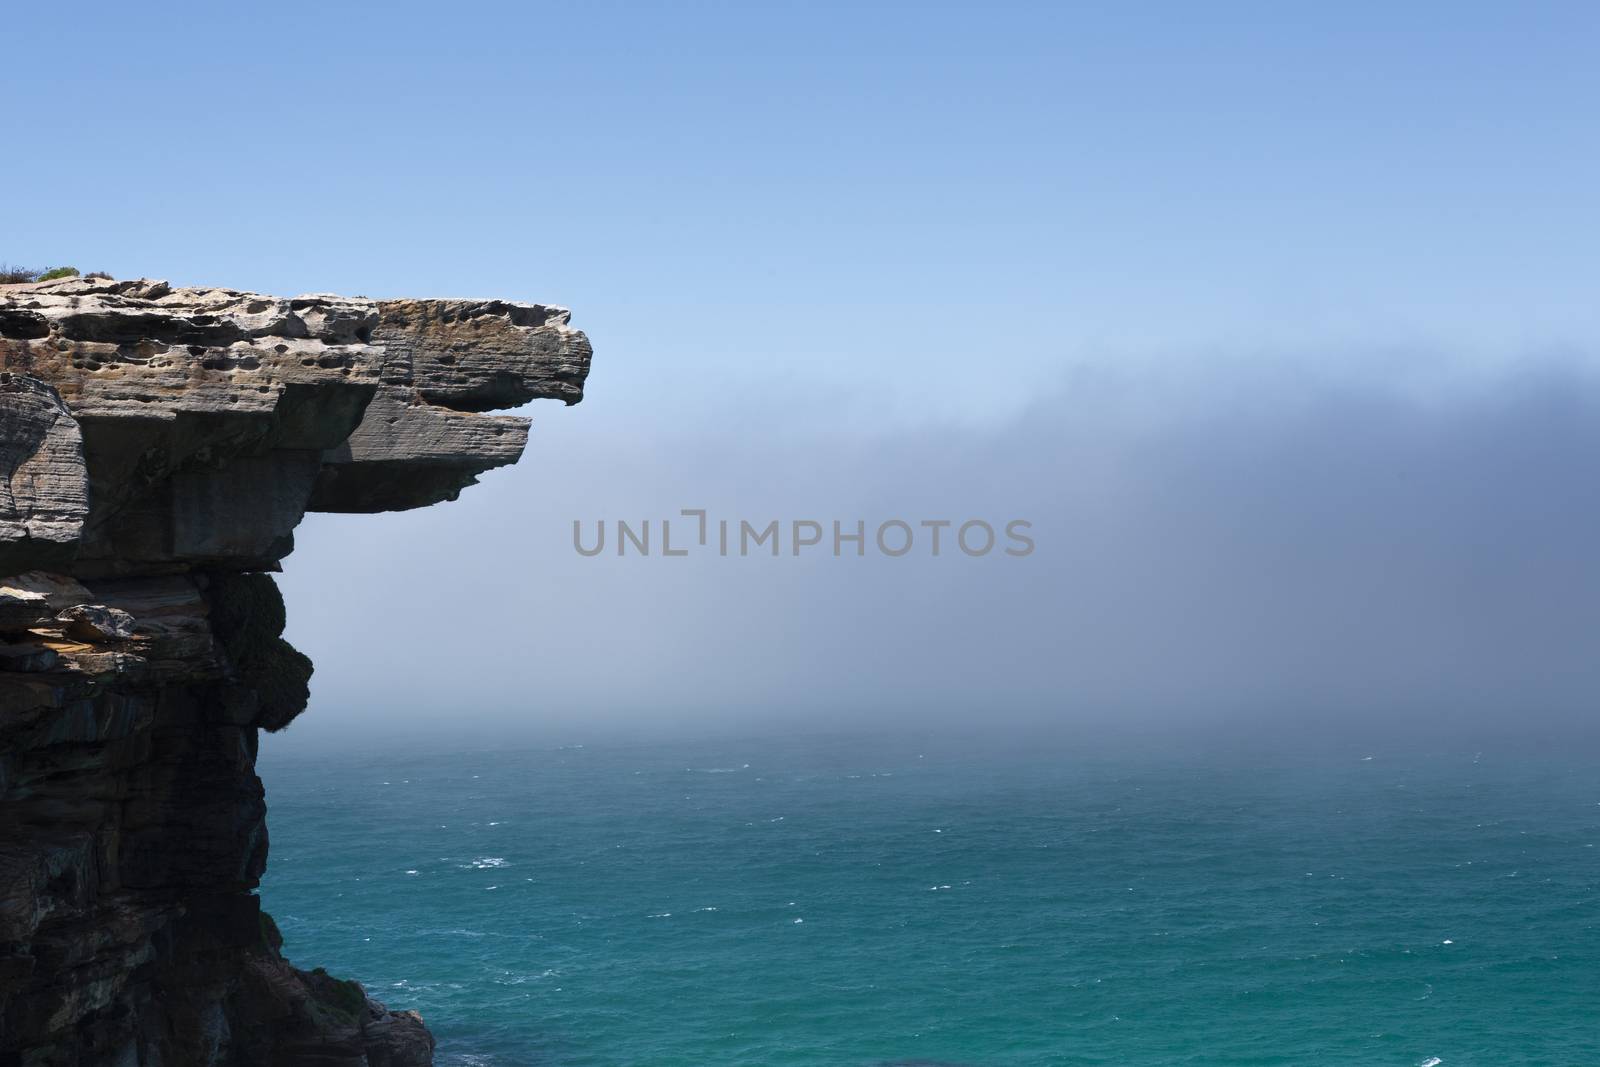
[0,276,592,1064]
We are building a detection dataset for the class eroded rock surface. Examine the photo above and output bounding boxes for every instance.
[0,276,591,1065]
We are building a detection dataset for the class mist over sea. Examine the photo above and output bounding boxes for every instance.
[259,727,1600,1066]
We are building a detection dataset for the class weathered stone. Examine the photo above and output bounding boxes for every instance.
[0,641,59,672]
[311,297,589,513]
[0,375,87,573]
[0,275,590,1066]
[2,571,93,610]
[55,603,137,643]
[0,587,49,632]
[308,391,530,512]
[0,274,592,572]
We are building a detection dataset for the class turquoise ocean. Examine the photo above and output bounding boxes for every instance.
[258,731,1600,1066]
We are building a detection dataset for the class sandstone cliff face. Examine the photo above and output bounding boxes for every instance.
[0,276,592,1065]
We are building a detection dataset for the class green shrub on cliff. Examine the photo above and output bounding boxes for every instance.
[1,264,94,283]
[307,968,368,1020]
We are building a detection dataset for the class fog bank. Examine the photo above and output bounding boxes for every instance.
[273,353,1600,742]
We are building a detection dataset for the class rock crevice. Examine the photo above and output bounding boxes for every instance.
[0,276,591,1065]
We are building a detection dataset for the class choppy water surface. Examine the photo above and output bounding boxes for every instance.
[259,731,1600,1066]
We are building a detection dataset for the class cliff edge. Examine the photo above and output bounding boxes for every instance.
[0,276,592,1065]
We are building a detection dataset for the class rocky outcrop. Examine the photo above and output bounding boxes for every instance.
[0,276,591,1064]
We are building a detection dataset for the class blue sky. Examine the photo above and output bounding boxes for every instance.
[8,2,1600,737]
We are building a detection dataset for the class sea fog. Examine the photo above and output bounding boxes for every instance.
[279,354,1600,746]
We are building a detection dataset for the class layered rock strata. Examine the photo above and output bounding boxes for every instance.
[0,276,591,1064]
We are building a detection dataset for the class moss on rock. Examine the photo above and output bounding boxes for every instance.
[307,967,369,1020]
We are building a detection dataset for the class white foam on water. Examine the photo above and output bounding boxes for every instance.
[498,969,559,986]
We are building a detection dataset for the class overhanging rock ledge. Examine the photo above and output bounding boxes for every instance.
[0,275,591,1065]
